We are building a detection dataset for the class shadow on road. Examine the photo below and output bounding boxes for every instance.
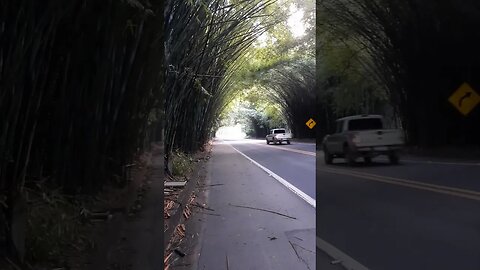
[327,160,404,168]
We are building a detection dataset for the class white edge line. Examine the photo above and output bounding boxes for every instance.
[228,143,369,270]
[229,144,316,208]
[316,237,371,270]
[263,143,316,156]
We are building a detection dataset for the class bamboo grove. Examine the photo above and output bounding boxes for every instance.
[262,59,316,139]
[0,0,164,262]
[317,0,480,147]
[164,0,277,173]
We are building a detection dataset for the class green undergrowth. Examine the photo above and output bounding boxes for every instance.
[171,150,194,177]
[25,183,95,267]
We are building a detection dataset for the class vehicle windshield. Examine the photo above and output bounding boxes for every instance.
[273,129,286,134]
[348,118,383,131]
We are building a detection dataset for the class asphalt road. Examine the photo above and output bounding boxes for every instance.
[188,139,325,270]
[229,139,316,199]
[317,151,480,270]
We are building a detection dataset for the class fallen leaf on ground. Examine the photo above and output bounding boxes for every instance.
[183,206,192,219]
[174,224,186,238]
[164,251,173,264]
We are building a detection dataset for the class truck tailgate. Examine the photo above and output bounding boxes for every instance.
[354,129,404,147]
[275,134,292,139]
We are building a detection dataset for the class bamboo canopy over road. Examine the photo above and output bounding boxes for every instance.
[318,0,480,147]
[164,0,277,174]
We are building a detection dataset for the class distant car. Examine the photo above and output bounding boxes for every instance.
[266,128,292,145]
[322,115,405,165]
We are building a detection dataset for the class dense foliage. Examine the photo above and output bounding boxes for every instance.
[0,0,164,264]
[318,0,480,147]
[164,0,278,172]
[220,0,316,139]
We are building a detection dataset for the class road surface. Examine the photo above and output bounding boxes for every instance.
[182,139,328,270]
[230,139,316,200]
[317,151,480,270]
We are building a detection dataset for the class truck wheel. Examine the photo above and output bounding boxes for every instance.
[323,147,333,165]
[388,151,399,164]
[344,145,356,166]
[266,139,270,145]
[287,140,291,145]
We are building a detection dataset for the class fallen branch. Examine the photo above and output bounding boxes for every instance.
[292,242,315,254]
[289,240,301,260]
[289,240,312,270]
[191,209,221,216]
[191,202,214,211]
[197,183,224,188]
[228,204,296,220]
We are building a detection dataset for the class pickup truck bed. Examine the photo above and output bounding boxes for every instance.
[266,128,292,145]
[322,115,404,165]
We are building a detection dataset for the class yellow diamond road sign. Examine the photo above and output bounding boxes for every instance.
[306,118,316,129]
[448,82,480,116]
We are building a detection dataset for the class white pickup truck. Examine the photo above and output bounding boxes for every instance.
[322,115,405,165]
[266,128,292,145]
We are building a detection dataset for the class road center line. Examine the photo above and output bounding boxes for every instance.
[228,144,316,208]
[318,166,480,202]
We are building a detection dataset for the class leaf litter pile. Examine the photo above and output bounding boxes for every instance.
[164,191,197,269]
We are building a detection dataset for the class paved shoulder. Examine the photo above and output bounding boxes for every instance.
[194,142,319,270]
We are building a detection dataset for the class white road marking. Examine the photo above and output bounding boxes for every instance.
[262,143,316,156]
[316,237,371,270]
[226,141,369,269]
[228,144,316,208]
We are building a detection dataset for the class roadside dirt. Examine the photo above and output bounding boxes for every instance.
[65,143,163,270]
[164,142,212,270]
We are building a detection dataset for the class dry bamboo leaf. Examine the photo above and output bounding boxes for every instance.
[183,206,192,219]
[164,251,173,264]
[166,200,175,209]
[174,224,186,238]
